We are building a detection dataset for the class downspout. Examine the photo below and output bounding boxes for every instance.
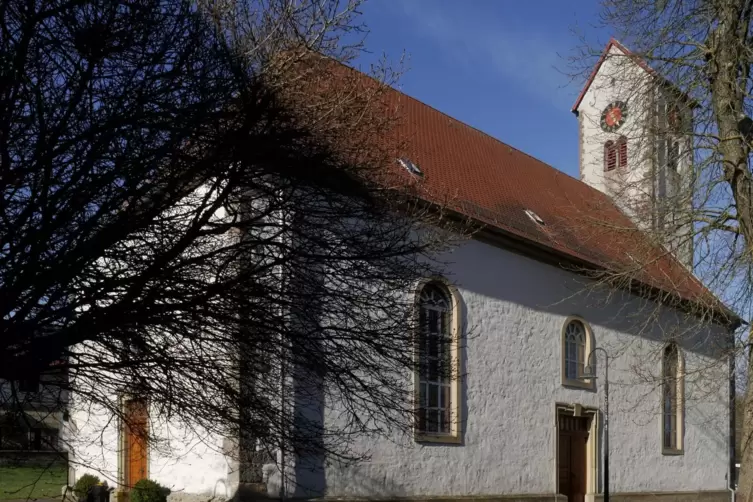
[278,190,288,502]
[729,327,737,502]
[280,346,286,502]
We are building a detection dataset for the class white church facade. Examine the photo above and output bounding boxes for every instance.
[47,40,738,502]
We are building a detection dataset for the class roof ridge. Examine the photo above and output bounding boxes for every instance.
[571,37,694,113]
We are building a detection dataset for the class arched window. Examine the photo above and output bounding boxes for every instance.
[565,320,586,379]
[604,140,617,171]
[617,135,628,168]
[561,318,594,389]
[662,344,684,453]
[415,280,461,442]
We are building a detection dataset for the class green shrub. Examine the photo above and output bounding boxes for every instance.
[131,479,170,502]
[73,473,101,499]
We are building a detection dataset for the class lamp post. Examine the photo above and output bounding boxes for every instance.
[580,347,609,502]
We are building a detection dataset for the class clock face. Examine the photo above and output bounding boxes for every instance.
[600,101,628,132]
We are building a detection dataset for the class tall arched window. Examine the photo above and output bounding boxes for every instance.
[415,280,461,442]
[565,321,586,379]
[662,343,684,453]
[561,318,594,389]
[604,140,617,171]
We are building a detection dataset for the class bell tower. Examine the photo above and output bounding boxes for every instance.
[572,39,694,269]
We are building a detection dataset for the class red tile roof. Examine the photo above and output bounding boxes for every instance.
[379,85,735,324]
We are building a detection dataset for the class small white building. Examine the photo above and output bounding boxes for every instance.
[51,41,737,502]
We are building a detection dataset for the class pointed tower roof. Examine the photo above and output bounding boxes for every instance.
[571,38,694,114]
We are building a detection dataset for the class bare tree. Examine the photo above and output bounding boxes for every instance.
[0,0,461,496]
[566,0,753,498]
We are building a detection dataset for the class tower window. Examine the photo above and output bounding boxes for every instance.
[604,137,628,171]
[604,141,616,171]
[667,140,679,172]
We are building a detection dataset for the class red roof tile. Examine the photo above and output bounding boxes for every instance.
[293,54,734,324]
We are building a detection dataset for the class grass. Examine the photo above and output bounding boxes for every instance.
[0,466,66,500]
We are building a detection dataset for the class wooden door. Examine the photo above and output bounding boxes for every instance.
[124,399,148,487]
[558,414,590,502]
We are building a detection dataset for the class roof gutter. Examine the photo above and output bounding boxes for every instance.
[395,190,742,329]
[439,205,742,330]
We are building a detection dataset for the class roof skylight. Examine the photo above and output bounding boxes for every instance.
[398,158,423,176]
[524,209,545,226]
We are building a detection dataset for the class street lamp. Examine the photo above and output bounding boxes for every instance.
[580,347,610,502]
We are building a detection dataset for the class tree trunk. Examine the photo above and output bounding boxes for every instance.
[707,2,753,498]
[708,0,753,254]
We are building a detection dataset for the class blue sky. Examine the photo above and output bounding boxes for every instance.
[358,0,609,179]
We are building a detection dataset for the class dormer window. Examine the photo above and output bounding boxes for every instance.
[398,158,423,177]
[524,209,545,226]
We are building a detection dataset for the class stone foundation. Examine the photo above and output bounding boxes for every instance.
[166,492,228,502]
[230,492,731,502]
[590,491,729,502]
[234,495,566,502]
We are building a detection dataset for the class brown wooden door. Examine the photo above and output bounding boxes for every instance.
[125,399,148,487]
[558,415,589,502]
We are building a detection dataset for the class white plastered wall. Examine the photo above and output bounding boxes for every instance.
[68,395,235,500]
[302,238,731,498]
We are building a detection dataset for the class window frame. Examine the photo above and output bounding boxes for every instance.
[0,415,60,452]
[561,316,595,390]
[412,278,462,444]
[17,377,40,393]
[661,343,685,455]
[0,423,28,451]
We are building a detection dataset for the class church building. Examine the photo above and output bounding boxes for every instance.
[60,40,736,502]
